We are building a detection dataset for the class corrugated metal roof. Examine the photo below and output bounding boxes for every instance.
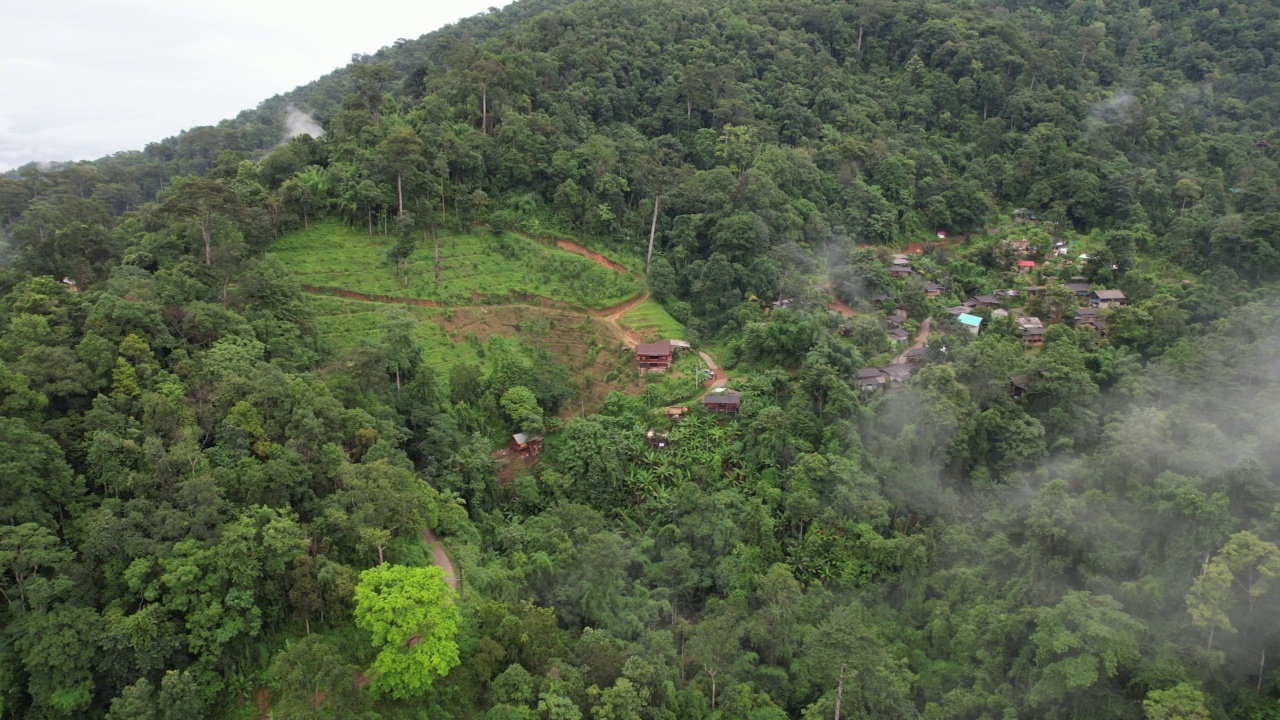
[958,314,983,326]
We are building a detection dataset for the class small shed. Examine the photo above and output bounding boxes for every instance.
[668,339,693,351]
[958,313,984,335]
[513,433,544,453]
[1009,375,1031,399]
[666,406,689,420]
[646,430,670,448]
[60,277,79,292]
[871,293,891,305]
[1017,260,1036,273]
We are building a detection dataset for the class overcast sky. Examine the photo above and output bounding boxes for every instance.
[0,0,507,171]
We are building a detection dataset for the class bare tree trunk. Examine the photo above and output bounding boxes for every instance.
[482,85,489,135]
[368,206,373,236]
[1258,649,1267,693]
[304,616,311,636]
[709,669,718,710]
[646,194,662,273]
[834,664,846,720]
[434,232,441,282]
[857,25,864,52]
[201,222,213,265]
[397,172,405,216]
[376,544,385,565]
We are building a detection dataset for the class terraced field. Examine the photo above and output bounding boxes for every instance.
[618,301,688,343]
[271,222,642,309]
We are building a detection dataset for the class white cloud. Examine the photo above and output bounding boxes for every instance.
[0,0,507,170]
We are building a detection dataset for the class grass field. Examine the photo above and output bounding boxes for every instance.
[271,221,642,309]
[618,301,687,342]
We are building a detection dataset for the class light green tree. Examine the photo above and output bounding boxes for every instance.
[353,563,461,699]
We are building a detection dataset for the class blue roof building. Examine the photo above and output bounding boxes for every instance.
[958,313,983,335]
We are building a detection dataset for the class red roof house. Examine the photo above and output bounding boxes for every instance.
[635,340,674,371]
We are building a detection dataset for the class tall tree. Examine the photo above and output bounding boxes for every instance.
[353,563,461,699]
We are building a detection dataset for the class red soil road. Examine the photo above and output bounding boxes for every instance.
[893,317,932,365]
[551,239,632,274]
[827,296,857,317]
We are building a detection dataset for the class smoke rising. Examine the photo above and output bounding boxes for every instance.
[284,105,324,139]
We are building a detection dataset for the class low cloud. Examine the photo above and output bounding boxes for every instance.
[1090,89,1138,124]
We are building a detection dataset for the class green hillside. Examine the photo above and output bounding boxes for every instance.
[6,0,1280,719]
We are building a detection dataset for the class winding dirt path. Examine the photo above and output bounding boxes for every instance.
[550,239,632,274]
[423,527,458,591]
[894,317,932,365]
[699,351,727,389]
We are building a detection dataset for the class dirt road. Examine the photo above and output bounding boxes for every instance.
[422,527,458,591]
[894,317,932,364]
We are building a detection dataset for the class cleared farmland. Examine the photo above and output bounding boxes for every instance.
[270,222,642,310]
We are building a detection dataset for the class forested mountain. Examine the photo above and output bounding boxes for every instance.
[3,0,1280,718]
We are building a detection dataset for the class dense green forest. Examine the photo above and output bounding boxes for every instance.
[4,0,1280,717]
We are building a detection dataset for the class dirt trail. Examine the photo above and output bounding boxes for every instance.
[551,239,632,274]
[699,351,727,389]
[894,317,932,365]
[423,527,458,591]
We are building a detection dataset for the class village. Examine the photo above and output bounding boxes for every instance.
[854,225,1128,399]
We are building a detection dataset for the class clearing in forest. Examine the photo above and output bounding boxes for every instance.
[308,294,645,410]
[270,221,643,310]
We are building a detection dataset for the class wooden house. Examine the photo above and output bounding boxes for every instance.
[635,340,673,371]
[856,368,888,394]
[887,307,909,326]
[1065,282,1092,297]
[871,293,891,306]
[969,295,1000,308]
[889,328,910,344]
[1017,260,1036,273]
[1090,289,1127,308]
[924,282,943,298]
[1016,317,1045,347]
[1075,307,1106,333]
[702,390,742,414]
[882,364,913,388]
[903,347,928,364]
[888,266,915,279]
[1009,376,1030,399]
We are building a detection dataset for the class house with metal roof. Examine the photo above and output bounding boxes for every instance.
[1090,289,1127,308]
[958,313,983,334]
